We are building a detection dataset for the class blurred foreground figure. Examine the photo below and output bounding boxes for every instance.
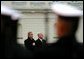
[1,5,34,58]
[35,3,83,59]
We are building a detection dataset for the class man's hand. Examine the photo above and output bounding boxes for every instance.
[32,42,35,46]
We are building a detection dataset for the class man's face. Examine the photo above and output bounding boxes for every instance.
[38,34,44,39]
[54,16,72,37]
[29,32,33,38]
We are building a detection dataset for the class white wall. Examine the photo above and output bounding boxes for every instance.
[17,13,46,44]
[1,1,83,44]
[76,17,83,42]
[17,12,83,44]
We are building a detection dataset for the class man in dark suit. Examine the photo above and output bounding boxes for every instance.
[35,33,46,48]
[24,32,36,51]
[34,3,83,59]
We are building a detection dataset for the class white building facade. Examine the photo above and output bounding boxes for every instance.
[1,1,83,44]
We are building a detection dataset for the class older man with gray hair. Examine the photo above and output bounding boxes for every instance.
[35,33,46,48]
